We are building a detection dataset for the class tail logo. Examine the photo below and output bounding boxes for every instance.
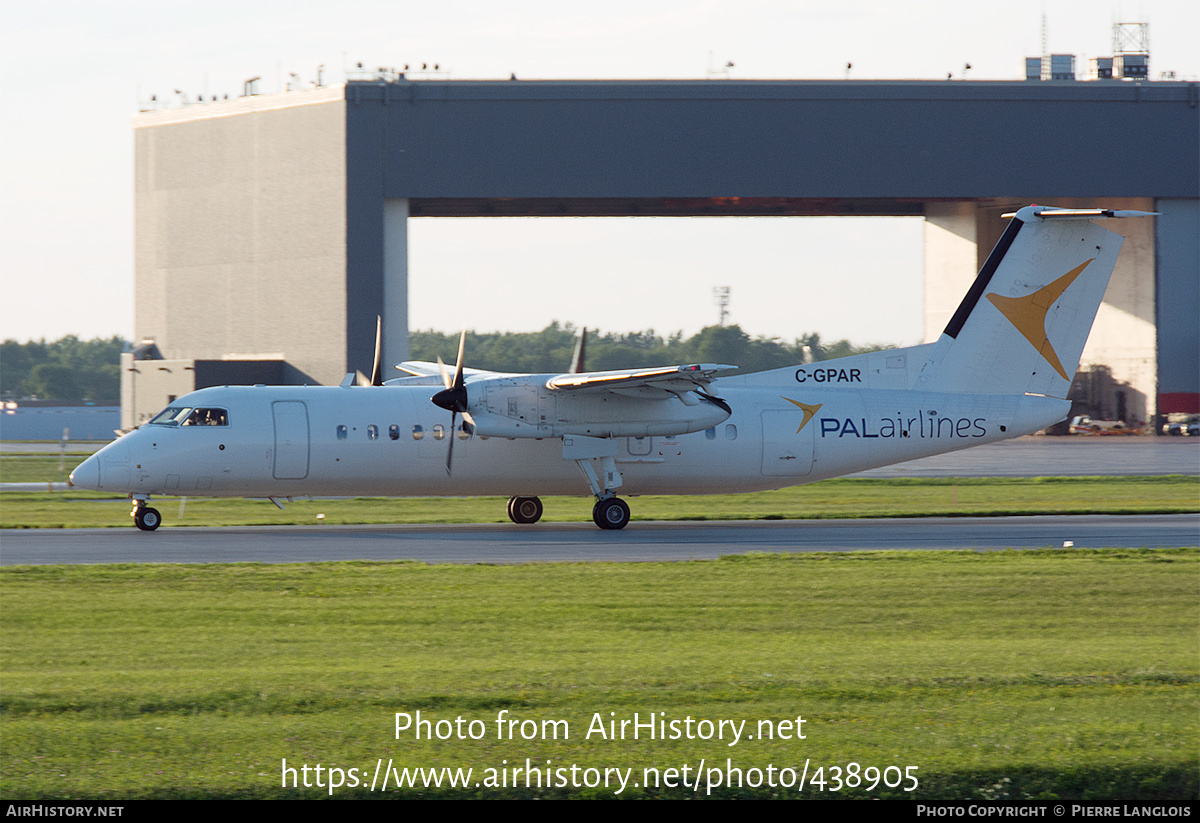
[985,258,1094,380]
[782,397,823,432]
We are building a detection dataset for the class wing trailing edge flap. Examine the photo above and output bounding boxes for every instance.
[545,364,737,397]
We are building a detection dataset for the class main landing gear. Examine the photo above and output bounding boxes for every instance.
[504,494,631,529]
[592,496,630,530]
[573,448,631,530]
[508,438,634,530]
[131,498,161,531]
[506,496,543,524]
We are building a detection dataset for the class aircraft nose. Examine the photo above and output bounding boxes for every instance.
[69,456,101,490]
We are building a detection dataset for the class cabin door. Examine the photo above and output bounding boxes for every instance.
[272,401,310,479]
[760,410,815,477]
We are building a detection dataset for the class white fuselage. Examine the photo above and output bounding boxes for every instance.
[71,378,1068,501]
[71,207,1144,524]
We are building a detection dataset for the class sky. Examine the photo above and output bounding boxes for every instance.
[1,0,1196,349]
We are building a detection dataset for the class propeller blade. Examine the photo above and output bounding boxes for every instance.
[369,315,383,386]
[452,329,466,391]
[357,315,385,386]
[569,327,587,373]
[433,330,471,474]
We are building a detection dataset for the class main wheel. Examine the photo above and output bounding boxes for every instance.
[507,496,543,524]
[134,507,161,531]
[592,497,630,530]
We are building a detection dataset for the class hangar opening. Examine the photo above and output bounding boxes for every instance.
[406,215,926,346]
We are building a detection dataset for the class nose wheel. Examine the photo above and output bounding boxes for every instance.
[506,496,543,524]
[132,500,161,531]
[592,497,630,530]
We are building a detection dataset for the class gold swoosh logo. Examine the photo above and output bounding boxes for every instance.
[782,397,823,432]
[985,258,1093,380]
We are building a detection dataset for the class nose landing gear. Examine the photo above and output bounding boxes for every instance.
[131,499,161,531]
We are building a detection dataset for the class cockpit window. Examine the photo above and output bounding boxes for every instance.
[182,408,228,426]
[149,407,192,426]
[148,406,229,426]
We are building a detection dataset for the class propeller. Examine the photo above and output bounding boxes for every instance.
[431,330,469,474]
[356,316,385,387]
[569,327,587,373]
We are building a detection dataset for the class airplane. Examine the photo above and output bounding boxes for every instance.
[69,206,1155,532]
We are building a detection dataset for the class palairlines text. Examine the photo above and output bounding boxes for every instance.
[819,414,987,439]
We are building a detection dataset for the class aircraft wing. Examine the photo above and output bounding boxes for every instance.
[396,361,499,378]
[395,361,438,377]
[545,364,736,398]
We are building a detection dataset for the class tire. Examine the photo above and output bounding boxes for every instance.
[508,496,543,524]
[592,497,630,530]
[135,507,161,531]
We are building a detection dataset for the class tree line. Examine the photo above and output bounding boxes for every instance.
[408,323,889,375]
[1,337,124,404]
[0,326,891,403]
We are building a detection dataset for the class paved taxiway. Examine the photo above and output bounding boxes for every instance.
[2,514,1195,566]
[853,436,1197,477]
[2,436,1194,565]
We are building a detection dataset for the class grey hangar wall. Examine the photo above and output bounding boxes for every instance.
[131,78,1199,427]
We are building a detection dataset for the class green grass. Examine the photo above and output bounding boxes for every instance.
[0,454,95,483]
[2,475,1196,529]
[1,550,1197,799]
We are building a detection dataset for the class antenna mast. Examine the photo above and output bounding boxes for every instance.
[713,286,731,325]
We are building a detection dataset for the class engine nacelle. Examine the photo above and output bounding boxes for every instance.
[463,376,731,439]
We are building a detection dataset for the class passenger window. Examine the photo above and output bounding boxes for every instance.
[457,424,471,440]
[725,424,737,440]
[389,425,400,441]
[411,425,424,441]
[337,425,348,440]
[433,425,445,440]
[705,427,716,440]
[368,425,379,440]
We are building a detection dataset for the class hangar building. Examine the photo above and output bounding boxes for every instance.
[127,77,1199,429]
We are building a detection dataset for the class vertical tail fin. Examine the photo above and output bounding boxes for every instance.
[918,206,1156,398]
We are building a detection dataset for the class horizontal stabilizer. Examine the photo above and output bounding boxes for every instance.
[1000,207,1160,220]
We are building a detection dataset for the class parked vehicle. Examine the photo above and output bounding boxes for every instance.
[1069,416,1134,434]
[1164,414,1200,436]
